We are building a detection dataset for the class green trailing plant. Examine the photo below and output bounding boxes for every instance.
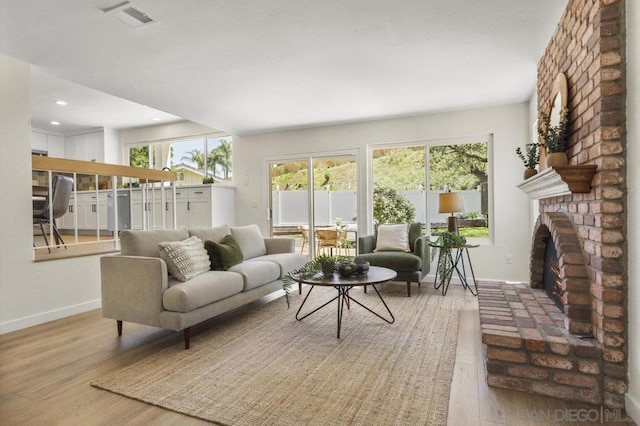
[538,108,569,153]
[282,254,351,308]
[373,187,415,224]
[430,231,467,288]
[515,143,540,169]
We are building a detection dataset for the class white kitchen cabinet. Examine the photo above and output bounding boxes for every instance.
[153,189,174,229]
[183,188,211,228]
[131,187,173,230]
[83,193,108,230]
[130,190,145,230]
[172,185,235,229]
[130,184,235,230]
[59,194,77,230]
[31,131,64,157]
[32,132,47,152]
[57,191,108,231]
[47,134,64,157]
[65,132,104,162]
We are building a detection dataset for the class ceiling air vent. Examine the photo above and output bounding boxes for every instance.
[101,1,157,29]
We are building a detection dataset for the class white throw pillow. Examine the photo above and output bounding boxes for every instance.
[230,224,267,260]
[374,224,410,252]
[158,236,211,282]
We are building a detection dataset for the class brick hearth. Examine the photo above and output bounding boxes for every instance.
[479,283,603,405]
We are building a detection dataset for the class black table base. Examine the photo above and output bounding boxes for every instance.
[433,246,478,296]
[295,284,395,338]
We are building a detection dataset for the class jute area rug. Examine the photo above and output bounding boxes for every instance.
[92,284,463,425]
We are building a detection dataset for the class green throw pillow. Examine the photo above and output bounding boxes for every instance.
[205,235,243,271]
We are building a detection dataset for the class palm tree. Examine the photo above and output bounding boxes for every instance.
[208,149,223,179]
[209,139,232,179]
[181,149,205,171]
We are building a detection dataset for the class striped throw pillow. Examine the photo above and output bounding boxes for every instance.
[158,236,211,282]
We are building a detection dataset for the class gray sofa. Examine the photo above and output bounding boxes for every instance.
[100,225,308,349]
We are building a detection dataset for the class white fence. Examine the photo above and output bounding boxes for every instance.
[271,189,482,226]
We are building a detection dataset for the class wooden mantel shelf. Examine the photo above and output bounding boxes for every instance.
[517,165,597,200]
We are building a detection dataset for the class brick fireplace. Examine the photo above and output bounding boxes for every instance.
[480,0,627,408]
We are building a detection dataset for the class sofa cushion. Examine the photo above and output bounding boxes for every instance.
[374,223,410,252]
[158,236,211,282]
[120,229,189,258]
[204,235,244,271]
[228,260,280,291]
[188,226,231,244]
[230,224,267,260]
[356,252,422,272]
[249,253,309,278]
[163,271,244,313]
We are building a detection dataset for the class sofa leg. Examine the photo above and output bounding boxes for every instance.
[184,327,191,349]
[117,320,123,336]
[407,282,411,297]
[299,282,302,295]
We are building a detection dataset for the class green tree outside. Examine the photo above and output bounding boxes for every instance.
[129,146,150,168]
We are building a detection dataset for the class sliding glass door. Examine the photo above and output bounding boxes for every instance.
[268,153,358,258]
[269,159,311,255]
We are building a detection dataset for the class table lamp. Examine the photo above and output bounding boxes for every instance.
[438,191,465,234]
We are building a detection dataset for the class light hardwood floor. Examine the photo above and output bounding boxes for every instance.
[0,284,634,425]
[33,233,119,262]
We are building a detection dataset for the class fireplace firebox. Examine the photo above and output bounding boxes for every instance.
[542,236,564,310]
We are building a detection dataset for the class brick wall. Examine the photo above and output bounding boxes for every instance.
[536,0,627,408]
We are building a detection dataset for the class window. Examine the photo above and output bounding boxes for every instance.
[128,136,233,185]
[371,138,490,242]
[428,141,489,239]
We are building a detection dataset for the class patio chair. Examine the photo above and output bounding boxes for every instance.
[315,227,346,256]
[298,225,309,254]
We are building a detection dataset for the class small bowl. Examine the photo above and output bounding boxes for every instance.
[337,260,370,277]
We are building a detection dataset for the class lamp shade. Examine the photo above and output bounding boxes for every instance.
[438,192,465,214]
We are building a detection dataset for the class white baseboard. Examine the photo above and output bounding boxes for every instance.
[0,299,101,335]
[626,392,640,424]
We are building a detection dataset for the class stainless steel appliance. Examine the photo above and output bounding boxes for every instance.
[107,191,131,231]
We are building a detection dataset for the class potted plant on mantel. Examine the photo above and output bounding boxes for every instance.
[538,107,569,168]
[515,143,540,180]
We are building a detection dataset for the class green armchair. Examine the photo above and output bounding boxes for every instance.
[355,223,430,297]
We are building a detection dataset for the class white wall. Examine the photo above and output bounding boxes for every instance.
[234,103,533,282]
[119,121,221,145]
[103,126,120,164]
[625,0,640,421]
[0,55,102,334]
[526,96,541,235]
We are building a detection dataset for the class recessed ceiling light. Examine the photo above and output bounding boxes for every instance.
[50,121,61,126]
[152,117,161,121]
[55,100,68,106]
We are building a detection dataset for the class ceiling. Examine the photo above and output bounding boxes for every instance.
[29,67,182,134]
[0,0,567,136]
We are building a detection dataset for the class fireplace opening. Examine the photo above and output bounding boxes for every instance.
[542,236,564,310]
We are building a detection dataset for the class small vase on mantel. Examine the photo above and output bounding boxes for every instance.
[524,168,538,180]
[545,152,568,168]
